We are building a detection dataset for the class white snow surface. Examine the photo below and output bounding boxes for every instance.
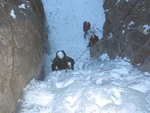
[142,25,150,35]
[17,0,150,113]
[18,4,26,9]
[10,9,16,19]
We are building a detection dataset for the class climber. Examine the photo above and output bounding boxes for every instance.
[51,50,75,71]
[83,21,91,39]
[87,35,102,58]
[87,35,99,47]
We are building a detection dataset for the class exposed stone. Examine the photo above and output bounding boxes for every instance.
[0,0,48,113]
[101,0,150,72]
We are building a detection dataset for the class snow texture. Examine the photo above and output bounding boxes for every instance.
[142,25,150,35]
[18,4,26,9]
[10,9,16,19]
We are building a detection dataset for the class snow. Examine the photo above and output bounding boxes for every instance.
[10,9,16,19]
[127,20,134,29]
[17,0,150,113]
[122,30,125,34]
[105,9,110,12]
[142,25,150,35]
[107,32,113,39]
[128,21,134,26]
[115,0,120,5]
[19,4,26,9]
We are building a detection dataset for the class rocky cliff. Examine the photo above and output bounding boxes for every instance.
[0,0,48,113]
[102,0,150,71]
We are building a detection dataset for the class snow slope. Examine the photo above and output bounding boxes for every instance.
[17,0,150,113]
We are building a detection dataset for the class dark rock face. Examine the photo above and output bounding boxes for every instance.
[102,0,150,71]
[0,0,48,113]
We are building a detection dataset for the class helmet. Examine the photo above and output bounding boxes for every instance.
[56,51,65,59]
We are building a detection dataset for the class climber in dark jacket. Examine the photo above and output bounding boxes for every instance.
[51,50,75,71]
[83,21,91,39]
[87,35,99,47]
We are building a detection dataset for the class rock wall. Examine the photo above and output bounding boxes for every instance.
[102,0,150,71]
[0,0,48,113]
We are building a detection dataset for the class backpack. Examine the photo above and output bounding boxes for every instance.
[83,21,91,32]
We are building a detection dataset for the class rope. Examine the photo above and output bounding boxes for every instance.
[75,47,89,63]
